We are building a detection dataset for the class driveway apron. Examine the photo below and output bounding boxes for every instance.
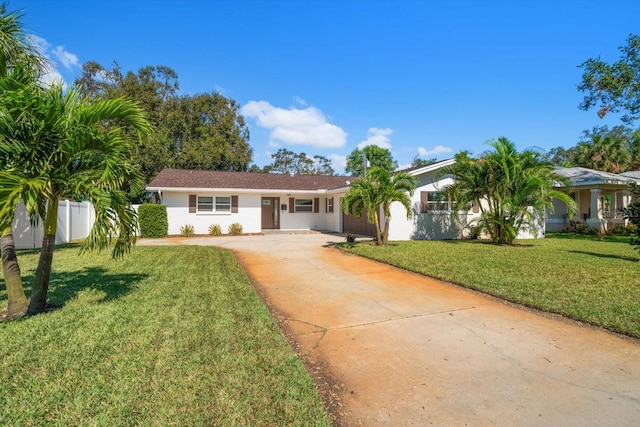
[140,234,640,426]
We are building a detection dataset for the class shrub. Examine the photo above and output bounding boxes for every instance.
[346,233,356,243]
[138,204,168,238]
[228,223,243,235]
[208,224,222,236]
[180,224,195,237]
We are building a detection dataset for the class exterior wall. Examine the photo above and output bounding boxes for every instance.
[387,173,477,241]
[13,200,95,249]
[162,192,344,235]
[163,192,262,235]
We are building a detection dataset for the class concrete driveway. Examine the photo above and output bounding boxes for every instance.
[139,233,640,426]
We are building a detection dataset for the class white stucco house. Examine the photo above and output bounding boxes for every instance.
[547,167,640,232]
[146,161,490,240]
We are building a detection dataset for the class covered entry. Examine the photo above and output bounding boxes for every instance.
[342,208,376,236]
[261,197,280,229]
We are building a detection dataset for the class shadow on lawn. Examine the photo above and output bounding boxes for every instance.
[568,250,639,262]
[6,267,148,308]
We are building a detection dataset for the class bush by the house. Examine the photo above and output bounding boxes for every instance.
[228,223,243,235]
[208,224,222,236]
[138,204,168,238]
[180,224,195,237]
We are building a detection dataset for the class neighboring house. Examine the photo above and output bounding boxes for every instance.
[547,167,640,232]
[12,199,95,249]
[146,162,493,240]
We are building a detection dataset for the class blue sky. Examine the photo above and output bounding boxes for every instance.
[12,0,640,174]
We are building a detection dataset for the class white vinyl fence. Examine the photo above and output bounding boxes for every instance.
[12,200,95,250]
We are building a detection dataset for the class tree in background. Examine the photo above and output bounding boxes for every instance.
[545,146,575,167]
[169,92,252,171]
[74,61,252,190]
[570,125,634,173]
[443,138,577,245]
[345,145,398,176]
[578,33,640,125]
[342,167,417,245]
[259,149,335,175]
[410,155,438,168]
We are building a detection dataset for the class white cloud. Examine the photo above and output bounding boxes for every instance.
[28,35,80,88]
[51,46,78,70]
[418,145,453,156]
[241,100,347,149]
[292,96,308,107]
[357,127,393,150]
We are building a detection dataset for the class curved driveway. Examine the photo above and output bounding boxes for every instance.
[139,233,640,426]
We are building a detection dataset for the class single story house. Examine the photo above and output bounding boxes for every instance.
[146,161,494,240]
[547,167,640,232]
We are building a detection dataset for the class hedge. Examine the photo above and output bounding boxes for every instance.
[138,204,168,238]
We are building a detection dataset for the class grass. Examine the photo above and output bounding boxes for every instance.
[0,245,329,426]
[339,237,640,338]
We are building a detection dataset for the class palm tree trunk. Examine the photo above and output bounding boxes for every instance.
[27,199,58,315]
[382,209,391,246]
[1,229,28,317]
[373,209,383,246]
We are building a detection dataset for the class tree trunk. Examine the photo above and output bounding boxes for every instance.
[27,199,58,315]
[383,212,391,246]
[1,231,28,318]
[373,210,383,246]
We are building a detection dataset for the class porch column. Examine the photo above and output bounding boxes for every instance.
[588,188,602,230]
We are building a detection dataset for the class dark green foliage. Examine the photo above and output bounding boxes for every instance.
[578,33,640,125]
[138,204,168,238]
[345,145,398,176]
[259,148,335,175]
[622,183,640,251]
[74,62,253,187]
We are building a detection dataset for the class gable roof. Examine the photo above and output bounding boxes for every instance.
[554,167,637,186]
[147,169,355,193]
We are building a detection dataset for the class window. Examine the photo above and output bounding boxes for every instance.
[197,196,214,212]
[295,198,313,212]
[190,195,236,214]
[215,196,231,212]
[421,191,451,212]
[326,197,334,213]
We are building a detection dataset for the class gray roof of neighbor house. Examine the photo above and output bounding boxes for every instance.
[619,170,640,180]
[147,168,355,192]
[554,167,638,186]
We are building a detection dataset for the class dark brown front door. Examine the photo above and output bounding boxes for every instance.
[261,197,280,229]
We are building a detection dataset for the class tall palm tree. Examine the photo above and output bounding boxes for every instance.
[342,167,417,245]
[0,74,151,315]
[571,129,632,173]
[0,3,48,317]
[443,137,577,245]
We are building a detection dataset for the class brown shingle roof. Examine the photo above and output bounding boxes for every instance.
[147,169,355,191]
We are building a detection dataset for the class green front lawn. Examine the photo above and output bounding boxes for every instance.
[0,246,329,426]
[340,237,640,338]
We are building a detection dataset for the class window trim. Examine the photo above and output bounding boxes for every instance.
[294,198,314,213]
[190,194,237,214]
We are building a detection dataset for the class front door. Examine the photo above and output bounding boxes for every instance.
[261,197,280,229]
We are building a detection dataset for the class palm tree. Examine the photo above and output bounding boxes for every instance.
[342,167,417,245]
[0,74,151,315]
[443,137,577,245]
[0,3,49,317]
[571,127,632,173]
